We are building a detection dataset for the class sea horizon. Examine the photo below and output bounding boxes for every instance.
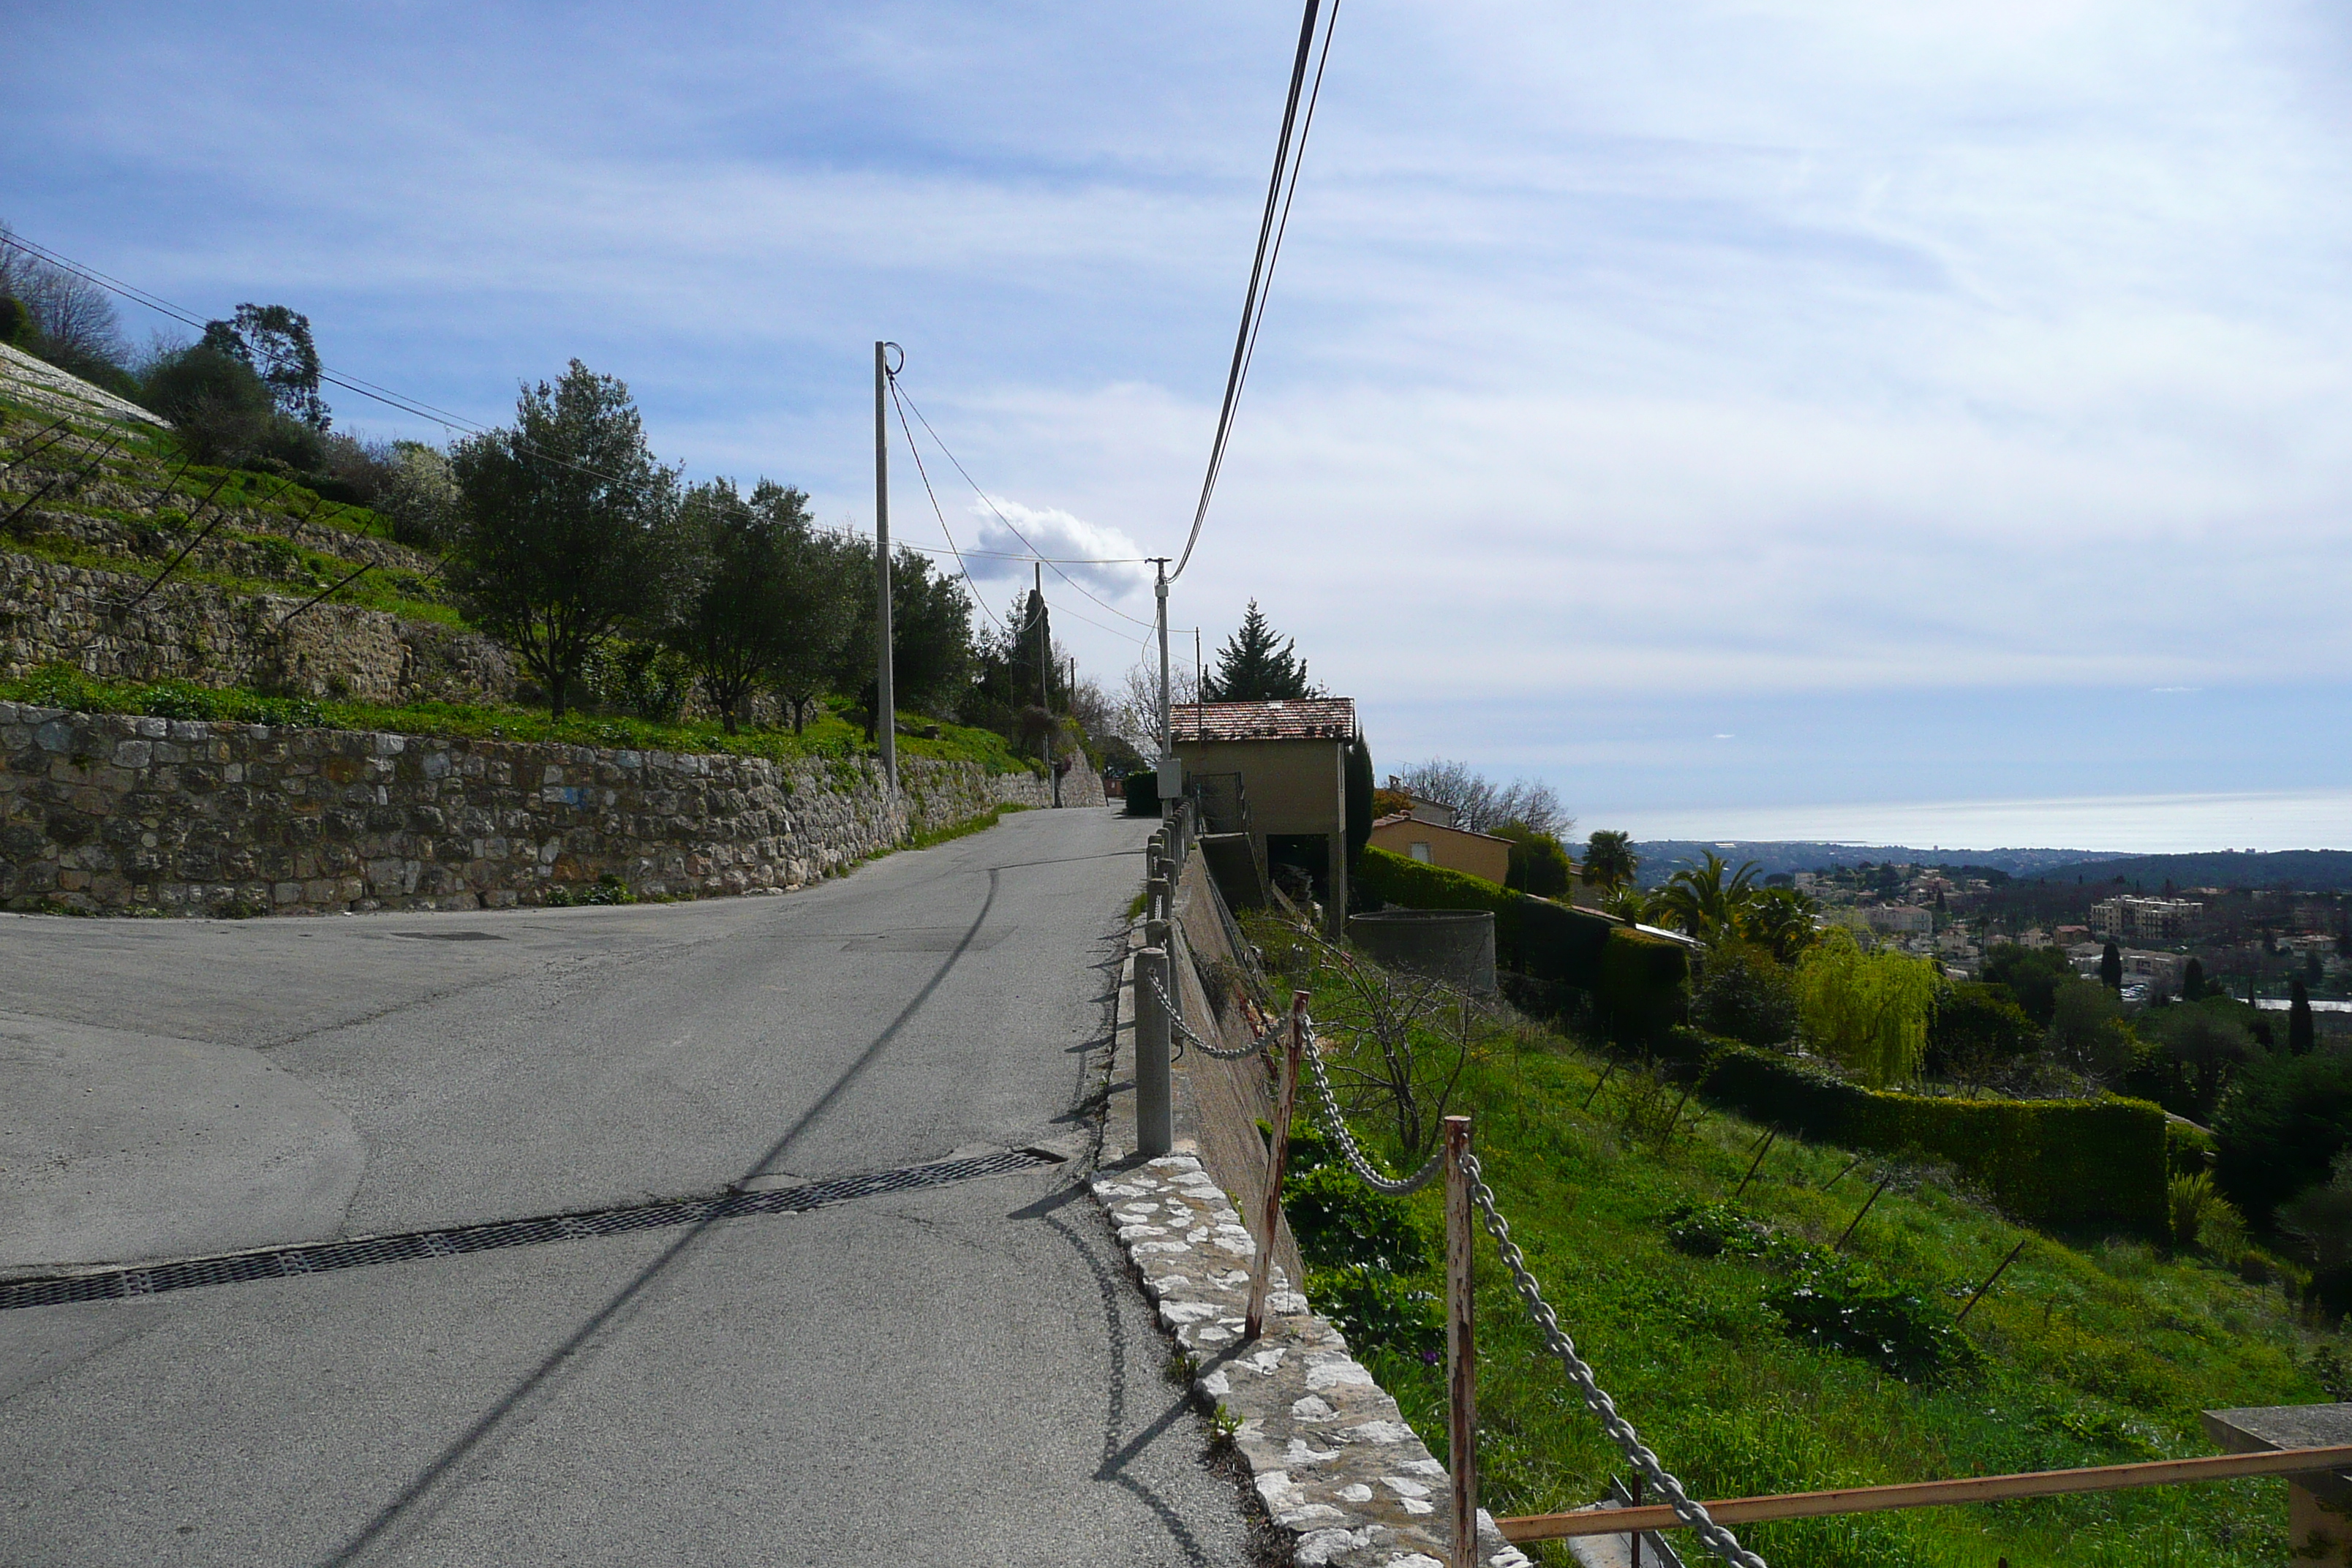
[1606,788,2352,858]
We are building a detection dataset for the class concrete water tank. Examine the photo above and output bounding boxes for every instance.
[1345,909,1497,993]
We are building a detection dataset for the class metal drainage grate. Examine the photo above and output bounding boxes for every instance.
[0,1148,1060,1313]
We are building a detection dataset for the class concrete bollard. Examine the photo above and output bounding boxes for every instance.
[1146,875,1169,924]
[1135,946,1173,1157]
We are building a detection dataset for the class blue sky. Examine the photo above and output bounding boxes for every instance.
[9,2,2351,850]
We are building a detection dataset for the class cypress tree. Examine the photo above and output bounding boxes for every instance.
[2100,941,2124,991]
[2182,956,2206,1002]
[2291,977,2317,1057]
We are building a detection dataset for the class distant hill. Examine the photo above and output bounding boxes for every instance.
[1627,840,2111,888]
[1627,840,2352,892]
[2059,850,2352,893]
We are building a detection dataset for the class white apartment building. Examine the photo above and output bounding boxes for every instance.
[2089,896,2204,944]
[1863,905,1934,936]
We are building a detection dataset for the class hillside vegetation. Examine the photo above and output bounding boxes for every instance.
[1251,914,2342,1568]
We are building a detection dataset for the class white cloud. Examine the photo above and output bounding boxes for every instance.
[957,497,1153,603]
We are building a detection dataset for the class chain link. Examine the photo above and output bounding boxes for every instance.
[1463,1153,1768,1568]
[1145,974,1276,1060]
[1295,1019,1447,1195]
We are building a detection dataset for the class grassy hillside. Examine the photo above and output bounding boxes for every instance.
[0,388,457,623]
[0,665,1036,775]
[1253,916,2340,1567]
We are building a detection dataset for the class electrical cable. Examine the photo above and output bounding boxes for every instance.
[0,230,660,500]
[888,377,1160,632]
[1169,0,1339,582]
[884,375,1005,632]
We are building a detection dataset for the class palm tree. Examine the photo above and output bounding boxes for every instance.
[1582,829,1638,894]
[1646,851,1761,945]
[1739,885,1823,963]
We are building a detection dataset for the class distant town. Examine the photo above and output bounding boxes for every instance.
[1708,855,2350,1011]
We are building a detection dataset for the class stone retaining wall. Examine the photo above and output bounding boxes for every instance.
[0,703,1056,916]
[0,554,515,706]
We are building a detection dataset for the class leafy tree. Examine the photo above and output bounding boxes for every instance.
[228,303,330,430]
[1925,981,2037,1078]
[1647,851,1760,946]
[1691,941,1798,1049]
[1203,599,1314,701]
[2215,1049,2352,1227]
[143,336,316,468]
[1980,944,2075,1027]
[1498,822,1572,899]
[2048,978,2133,1077]
[2182,955,2206,1002]
[663,478,851,734]
[1393,758,1567,837]
[1582,829,1637,894]
[831,540,974,736]
[1794,928,1940,1087]
[448,360,685,717]
[2142,999,2256,1123]
[1739,886,1823,965]
[2291,977,2318,1057]
[2100,941,2124,991]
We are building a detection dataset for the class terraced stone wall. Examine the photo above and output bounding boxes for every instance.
[0,555,514,706]
[0,702,1048,916]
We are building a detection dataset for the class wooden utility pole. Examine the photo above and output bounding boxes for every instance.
[873,342,898,789]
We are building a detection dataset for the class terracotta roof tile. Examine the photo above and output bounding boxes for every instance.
[1172,698,1357,742]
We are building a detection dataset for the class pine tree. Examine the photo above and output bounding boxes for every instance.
[1203,600,1314,701]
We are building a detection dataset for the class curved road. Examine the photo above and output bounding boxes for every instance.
[0,806,1258,1566]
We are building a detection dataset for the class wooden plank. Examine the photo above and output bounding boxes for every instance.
[1243,991,1308,1339]
[1497,1444,2352,1542]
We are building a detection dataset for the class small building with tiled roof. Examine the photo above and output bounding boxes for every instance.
[1367,812,1512,887]
[1172,698,1360,935]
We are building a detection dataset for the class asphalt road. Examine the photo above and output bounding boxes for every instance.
[0,806,1259,1567]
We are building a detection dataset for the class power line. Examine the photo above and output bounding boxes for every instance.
[1170,0,1340,582]
[887,376,1161,633]
[884,375,1005,632]
[0,230,661,499]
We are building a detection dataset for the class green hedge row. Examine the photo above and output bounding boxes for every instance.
[1356,845,1686,1035]
[1664,1030,2168,1235]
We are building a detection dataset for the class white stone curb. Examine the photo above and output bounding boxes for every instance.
[1092,1153,1531,1568]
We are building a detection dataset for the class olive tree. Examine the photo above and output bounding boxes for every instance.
[664,478,855,733]
[448,361,684,717]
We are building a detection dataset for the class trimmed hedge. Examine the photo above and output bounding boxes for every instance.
[1662,1030,2168,1235]
[1357,847,1683,1034]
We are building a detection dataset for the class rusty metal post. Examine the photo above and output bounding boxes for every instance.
[1445,1115,1477,1568]
[1245,990,1309,1340]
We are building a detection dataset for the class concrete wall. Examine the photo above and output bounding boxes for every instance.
[0,702,1052,916]
[0,555,515,706]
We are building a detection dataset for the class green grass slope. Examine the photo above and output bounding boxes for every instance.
[1254,919,2336,1567]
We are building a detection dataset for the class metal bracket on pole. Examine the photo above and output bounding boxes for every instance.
[1135,946,1173,1158]
[1445,1115,1477,1568]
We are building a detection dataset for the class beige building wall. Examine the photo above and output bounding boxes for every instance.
[1173,737,1346,837]
[1367,818,1509,886]
[1173,735,1348,935]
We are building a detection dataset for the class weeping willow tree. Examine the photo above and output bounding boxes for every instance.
[1795,929,1941,1087]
